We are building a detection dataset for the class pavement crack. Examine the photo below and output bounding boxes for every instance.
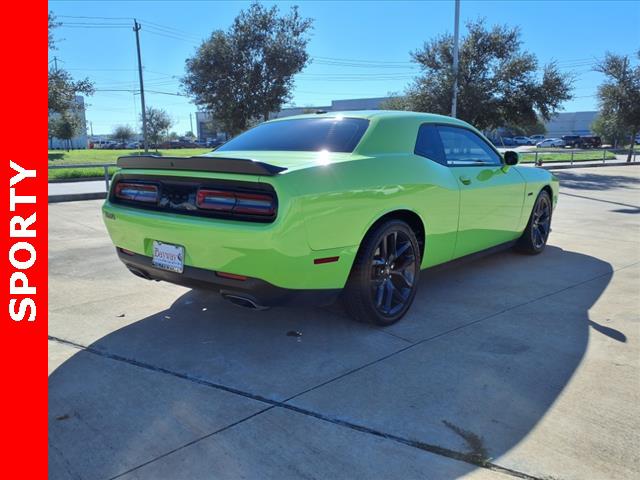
[442,420,489,465]
[49,335,540,479]
[108,406,274,480]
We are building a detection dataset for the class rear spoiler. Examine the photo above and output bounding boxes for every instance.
[117,155,287,176]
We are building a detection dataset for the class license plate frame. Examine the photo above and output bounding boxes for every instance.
[152,241,185,273]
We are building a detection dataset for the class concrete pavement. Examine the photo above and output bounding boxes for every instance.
[49,166,640,479]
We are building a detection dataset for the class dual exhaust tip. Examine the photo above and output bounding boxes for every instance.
[221,293,269,311]
[126,265,268,310]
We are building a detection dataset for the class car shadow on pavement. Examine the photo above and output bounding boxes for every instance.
[49,246,616,480]
[554,170,640,191]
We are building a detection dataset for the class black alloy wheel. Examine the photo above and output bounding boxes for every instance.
[343,220,421,325]
[516,190,552,254]
[531,194,551,249]
[370,230,417,317]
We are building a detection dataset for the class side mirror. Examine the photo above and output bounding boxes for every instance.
[504,150,519,166]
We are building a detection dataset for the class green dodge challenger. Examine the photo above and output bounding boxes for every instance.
[102,111,558,325]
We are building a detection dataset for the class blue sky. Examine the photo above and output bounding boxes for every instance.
[49,0,640,135]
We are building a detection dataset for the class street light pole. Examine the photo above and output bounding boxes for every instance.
[451,0,460,118]
[133,19,149,152]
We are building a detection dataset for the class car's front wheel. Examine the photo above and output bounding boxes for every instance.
[516,190,552,254]
[343,220,421,325]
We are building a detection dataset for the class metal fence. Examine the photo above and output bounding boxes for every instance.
[521,148,638,166]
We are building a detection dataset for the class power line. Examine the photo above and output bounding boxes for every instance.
[58,15,133,20]
[143,28,200,44]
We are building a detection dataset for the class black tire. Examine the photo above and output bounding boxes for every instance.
[516,190,552,254]
[343,220,421,325]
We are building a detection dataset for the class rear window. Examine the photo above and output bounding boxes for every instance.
[216,117,369,153]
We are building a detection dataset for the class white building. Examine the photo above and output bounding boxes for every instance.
[543,111,598,137]
[49,96,88,149]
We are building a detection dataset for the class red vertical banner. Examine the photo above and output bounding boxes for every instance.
[1,1,48,477]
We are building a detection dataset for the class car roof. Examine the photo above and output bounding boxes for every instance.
[269,109,467,124]
[266,110,488,155]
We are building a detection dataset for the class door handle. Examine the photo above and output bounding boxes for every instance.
[459,175,471,185]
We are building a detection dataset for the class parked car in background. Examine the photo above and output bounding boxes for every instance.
[103,111,558,325]
[636,135,640,145]
[157,140,200,149]
[561,135,582,148]
[580,136,602,148]
[513,136,533,145]
[495,137,514,146]
[126,141,141,149]
[536,138,565,148]
[529,134,545,143]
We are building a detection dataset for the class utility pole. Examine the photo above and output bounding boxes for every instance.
[89,121,94,137]
[451,0,460,118]
[133,19,149,152]
[189,113,194,136]
[53,56,58,72]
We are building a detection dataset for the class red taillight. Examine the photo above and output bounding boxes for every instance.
[115,183,159,203]
[196,189,275,216]
[216,271,248,281]
[234,192,276,215]
[196,189,236,211]
[314,256,340,265]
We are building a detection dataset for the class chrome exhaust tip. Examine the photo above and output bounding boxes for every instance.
[221,293,269,311]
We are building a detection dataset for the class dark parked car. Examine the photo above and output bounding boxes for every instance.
[580,136,602,148]
[158,140,200,149]
[561,135,583,148]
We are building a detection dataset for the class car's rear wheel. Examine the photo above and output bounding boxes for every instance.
[516,190,552,254]
[343,220,420,325]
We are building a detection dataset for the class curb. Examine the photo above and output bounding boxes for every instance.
[49,177,111,183]
[540,161,640,170]
[48,192,107,203]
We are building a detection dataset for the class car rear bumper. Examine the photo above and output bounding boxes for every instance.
[117,248,341,308]
[102,200,357,290]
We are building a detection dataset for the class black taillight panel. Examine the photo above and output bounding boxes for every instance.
[110,174,278,223]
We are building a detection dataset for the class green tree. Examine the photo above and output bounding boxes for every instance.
[398,19,573,131]
[595,51,640,161]
[48,13,94,115]
[142,107,172,149]
[184,131,195,139]
[112,125,135,144]
[380,94,411,111]
[48,116,57,149]
[591,114,629,148]
[183,2,313,136]
[50,112,83,151]
[48,11,60,50]
[48,69,94,115]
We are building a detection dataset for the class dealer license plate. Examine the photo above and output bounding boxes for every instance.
[152,241,184,273]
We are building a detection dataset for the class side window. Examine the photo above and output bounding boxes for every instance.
[414,124,445,165]
[437,126,502,166]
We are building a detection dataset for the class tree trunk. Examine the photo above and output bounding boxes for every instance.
[628,130,637,163]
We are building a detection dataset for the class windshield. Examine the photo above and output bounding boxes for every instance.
[216,117,369,153]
